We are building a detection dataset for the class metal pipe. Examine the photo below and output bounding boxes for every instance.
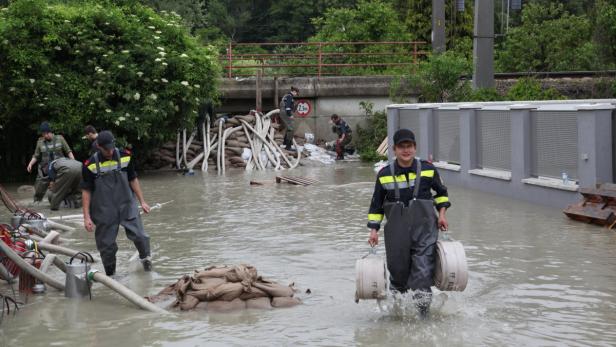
[0,240,64,290]
[88,271,167,314]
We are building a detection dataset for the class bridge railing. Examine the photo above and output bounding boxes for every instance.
[220,41,428,78]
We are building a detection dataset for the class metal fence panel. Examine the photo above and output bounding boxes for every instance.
[477,110,511,171]
[435,110,460,164]
[531,111,577,179]
[399,109,421,148]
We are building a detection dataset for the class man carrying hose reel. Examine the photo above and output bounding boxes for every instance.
[367,128,450,318]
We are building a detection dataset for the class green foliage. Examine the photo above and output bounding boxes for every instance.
[505,77,565,101]
[468,88,504,102]
[0,0,220,153]
[355,101,387,162]
[496,3,598,72]
[408,52,471,102]
[593,0,616,68]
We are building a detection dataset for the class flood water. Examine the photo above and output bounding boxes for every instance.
[2,163,616,346]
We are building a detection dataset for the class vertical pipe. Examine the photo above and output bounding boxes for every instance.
[256,69,262,112]
[274,77,279,109]
[432,0,446,53]
[472,0,495,89]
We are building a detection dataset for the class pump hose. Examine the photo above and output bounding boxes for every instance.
[0,262,15,283]
[87,271,167,314]
[46,220,75,232]
[0,240,64,290]
[30,235,95,262]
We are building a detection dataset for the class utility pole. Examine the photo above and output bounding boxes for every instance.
[432,0,446,53]
[472,0,495,89]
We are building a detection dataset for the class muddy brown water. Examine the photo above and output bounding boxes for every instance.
[1,163,616,346]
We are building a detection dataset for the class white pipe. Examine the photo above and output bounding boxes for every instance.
[31,236,96,262]
[88,271,167,313]
[49,214,84,220]
[240,120,279,170]
[217,120,224,174]
[46,219,75,232]
[0,240,64,290]
[242,123,261,170]
[0,262,15,283]
[42,230,61,244]
[221,126,243,175]
[175,131,181,170]
[182,129,188,169]
[201,116,209,172]
[40,254,57,273]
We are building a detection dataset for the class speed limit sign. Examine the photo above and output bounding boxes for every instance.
[295,99,311,117]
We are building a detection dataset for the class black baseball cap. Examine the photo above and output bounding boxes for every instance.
[393,128,416,145]
[39,121,52,133]
[97,130,115,150]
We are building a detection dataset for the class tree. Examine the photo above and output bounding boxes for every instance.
[496,3,598,72]
[593,0,616,68]
[0,0,220,179]
[409,52,471,102]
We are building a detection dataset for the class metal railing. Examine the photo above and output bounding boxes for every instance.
[221,41,428,78]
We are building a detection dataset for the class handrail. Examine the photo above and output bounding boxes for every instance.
[221,41,428,78]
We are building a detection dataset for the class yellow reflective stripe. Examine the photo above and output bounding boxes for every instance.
[435,196,449,204]
[421,170,434,178]
[87,156,130,173]
[368,213,384,222]
[379,175,406,184]
[409,173,416,180]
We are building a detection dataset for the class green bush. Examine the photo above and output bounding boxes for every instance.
[506,77,564,101]
[0,0,220,158]
[407,52,471,102]
[355,101,387,162]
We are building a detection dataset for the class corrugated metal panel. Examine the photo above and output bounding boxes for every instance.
[399,109,421,147]
[613,110,615,183]
[435,110,460,164]
[456,0,465,11]
[477,110,511,171]
[531,111,577,179]
[511,0,522,10]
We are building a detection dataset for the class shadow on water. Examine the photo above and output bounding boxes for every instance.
[2,163,616,346]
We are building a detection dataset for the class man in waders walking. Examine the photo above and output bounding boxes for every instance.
[367,128,450,317]
[26,122,75,202]
[279,86,299,151]
[81,131,152,276]
[330,114,352,160]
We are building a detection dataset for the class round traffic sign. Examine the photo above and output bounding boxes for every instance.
[295,99,311,117]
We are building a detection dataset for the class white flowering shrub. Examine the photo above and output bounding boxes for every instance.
[0,0,219,158]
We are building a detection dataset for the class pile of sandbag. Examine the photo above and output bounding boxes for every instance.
[142,110,305,172]
[152,264,302,312]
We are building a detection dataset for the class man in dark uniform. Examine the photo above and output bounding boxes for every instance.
[278,86,299,150]
[330,114,352,160]
[81,131,152,276]
[26,121,75,202]
[367,128,451,318]
[83,125,98,157]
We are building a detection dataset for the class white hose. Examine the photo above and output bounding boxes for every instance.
[217,120,224,174]
[221,126,243,175]
[242,123,261,170]
[46,219,75,232]
[31,236,96,262]
[42,230,61,244]
[182,129,188,169]
[88,271,167,314]
[240,120,280,170]
[49,214,83,220]
[0,262,15,283]
[175,131,181,170]
[40,254,57,273]
[0,240,64,290]
[201,116,210,172]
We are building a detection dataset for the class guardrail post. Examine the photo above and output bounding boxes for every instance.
[227,42,232,78]
[318,43,323,78]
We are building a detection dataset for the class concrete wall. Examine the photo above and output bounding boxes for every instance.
[388,100,615,208]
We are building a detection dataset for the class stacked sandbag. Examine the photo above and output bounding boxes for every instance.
[152,264,301,312]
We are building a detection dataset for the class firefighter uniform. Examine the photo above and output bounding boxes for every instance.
[81,147,150,276]
[367,158,451,306]
[32,134,72,201]
[278,91,296,150]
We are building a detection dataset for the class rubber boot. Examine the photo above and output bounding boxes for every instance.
[104,263,116,276]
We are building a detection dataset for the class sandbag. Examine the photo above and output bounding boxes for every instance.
[225,147,243,156]
[225,140,249,148]
[253,281,295,298]
[229,156,245,165]
[245,297,272,310]
[235,115,256,123]
[232,162,246,168]
[271,297,301,308]
[239,287,268,300]
[180,294,200,310]
[205,298,246,312]
[195,266,232,279]
[192,277,226,291]
[216,282,244,301]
